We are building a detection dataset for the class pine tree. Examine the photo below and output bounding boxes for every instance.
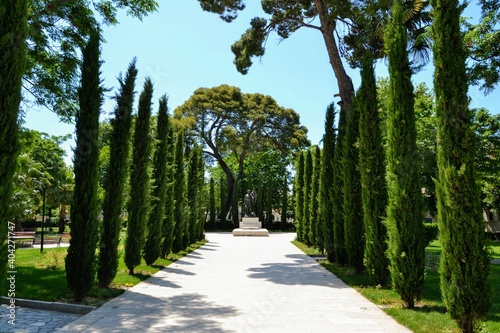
[321,104,336,261]
[385,0,426,308]
[171,132,186,253]
[98,59,137,287]
[302,150,313,246]
[294,152,305,242]
[160,114,175,258]
[209,178,216,228]
[343,96,364,273]
[432,0,490,329]
[65,32,102,301]
[358,51,388,285]
[0,0,27,291]
[125,78,154,274]
[144,95,171,265]
[333,106,348,265]
[309,146,321,248]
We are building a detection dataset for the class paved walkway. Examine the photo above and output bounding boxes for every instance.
[58,232,411,333]
[0,304,82,332]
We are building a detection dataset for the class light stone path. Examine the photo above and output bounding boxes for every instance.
[0,304,82,332]
[57,232,412,333]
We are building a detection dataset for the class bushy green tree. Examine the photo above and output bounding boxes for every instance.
[320,104,336,261]
[384,0,426,308]
[309,146,321,248]
[294,152,305,242]
[144,95,171,265]
[357,51,388,285]
[0,0,28,291]
[171,132,187,253]
[302,150,313,246]
[65,32,102,301]
[98,59,137,287]
[432,0,491,329]
[342,96,364,273]
[125,78,154,274]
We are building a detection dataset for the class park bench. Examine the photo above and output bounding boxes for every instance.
[32,236,62,247]
[11,231,36,247]
[61,232,71,243]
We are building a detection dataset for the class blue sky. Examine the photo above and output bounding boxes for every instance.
[24,1,499,165]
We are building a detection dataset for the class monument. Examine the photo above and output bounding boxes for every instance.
[232,189,269,236]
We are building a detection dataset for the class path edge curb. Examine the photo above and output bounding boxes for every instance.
[1,296,95,315]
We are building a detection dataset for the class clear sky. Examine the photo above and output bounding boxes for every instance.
[23,1,500,165]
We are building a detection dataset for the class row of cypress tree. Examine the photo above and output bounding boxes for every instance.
[65,37,207,299]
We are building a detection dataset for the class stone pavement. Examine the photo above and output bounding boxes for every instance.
[58,232,412,333]
[0,304,82,333]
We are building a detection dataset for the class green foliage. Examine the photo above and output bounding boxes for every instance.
[209,178,216,227]
[294,152,305,242]
[144,95,171,265]
[0,0,28,292]
[187,145,202,244]
[309,146,321,248]
[423,223,438,246]
[171,132,187,253]
[320,103,336,262]
[342,94,364,274]
[333,106,348,265]
[160,117,175,258]
[357,52,388,285]
[433,0,491,329]
[384,0,426,308]
[65,32,102,301]
[302,150,313,246]
[125,78,154,274]
[231,178,239,228]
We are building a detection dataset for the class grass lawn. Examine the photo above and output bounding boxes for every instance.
[9,240,206,306]
[292,239,500,333]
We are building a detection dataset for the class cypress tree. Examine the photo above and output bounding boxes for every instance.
[209,178,216,228]
[432,0,490,329]
[294,153,305,242]
[144,95,171,265]
[321,104,336,261]
[187,145,200,244]
[281,176,288,229]
[0,0,27,291]
[98,60,137,287]
[125,78,154,274]
[196,148,206,241]
[65,32,102,301]
[160,115,175,258]
[333,107,348,265]
[309,146,321,248]
[343,96,364,273]
[385,0,426,308]
[302,150,313,246]
[358,51,388,285]
[171,132,186,253]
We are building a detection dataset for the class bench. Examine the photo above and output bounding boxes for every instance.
[32,236,62,247]
[61,232,71,243]
[11,231,36,247]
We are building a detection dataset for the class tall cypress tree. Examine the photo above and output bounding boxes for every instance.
[0,0,27,291]
[196,148,206,241]
[309,146,321,248]
[432,0,490,329]
[294,152,305,242]
[187,145,200,244]
[343,97,364,273]
[333,107,348,265]
[385,0,426,308]
[171,132,186,253]
[302,149,313,246]
[125,78,154,274]
[160,119,175,258]
[358,51,388,285]
[65,32,102,301]
[321,104,336,261]
[209,178,216,228]
[144,95,171,265]
[281,176,288,229]
[98,60,137,287]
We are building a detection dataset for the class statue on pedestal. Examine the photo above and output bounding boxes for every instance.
[244,189,257,217]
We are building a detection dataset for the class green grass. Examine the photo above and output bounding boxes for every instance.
[293,239,500,333]
[8,240,206,306]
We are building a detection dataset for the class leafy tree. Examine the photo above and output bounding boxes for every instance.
[333,106,348,265]
[65,32,102,301]
[24,0,158,120]
[0,0,27,291]
[342,93,364,273]
[98,60,137,287]
[171,132,187,253]
[302,149,313,246]
[320,103,336,261]
[357,51,388,285]
[125,78,154,274]
[294,152,305,242]
[144,95,171,265]
[309,146,321,248]
[175,84,308,223]
[384,0,425,308]
[432,0,491,328]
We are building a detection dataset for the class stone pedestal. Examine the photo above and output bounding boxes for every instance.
[232,217,269,236]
